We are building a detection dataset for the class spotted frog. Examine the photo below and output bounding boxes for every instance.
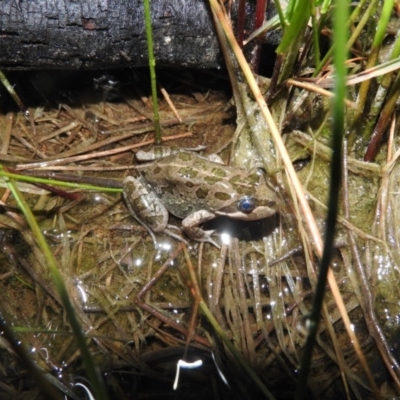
[123,150,279,246]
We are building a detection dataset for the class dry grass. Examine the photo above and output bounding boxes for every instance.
[1,6,400,399]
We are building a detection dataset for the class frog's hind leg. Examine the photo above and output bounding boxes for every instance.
[124,199,158,246]
[123,175,169,246]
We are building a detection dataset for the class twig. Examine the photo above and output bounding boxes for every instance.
[15,132,193,171]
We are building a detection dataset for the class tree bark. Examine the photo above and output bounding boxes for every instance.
[0,0,276,70]
[0,0,224,70]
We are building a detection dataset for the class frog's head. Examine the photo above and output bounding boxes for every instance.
[234,184,279,220]
[215,192,278,220]
[237,167,279,219]
[217,169,279,220]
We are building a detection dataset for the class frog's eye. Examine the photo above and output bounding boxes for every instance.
[238,196,256,214]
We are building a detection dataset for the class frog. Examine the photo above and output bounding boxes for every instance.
[123,149,279,247]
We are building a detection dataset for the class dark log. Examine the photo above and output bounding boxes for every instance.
[0,0,279,70]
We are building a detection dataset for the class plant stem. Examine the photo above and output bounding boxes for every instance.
[0,70,26,111]
[295,0,348,397]
[4,170,108,400]
[143,0,162,144]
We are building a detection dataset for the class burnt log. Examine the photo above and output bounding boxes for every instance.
[0,0,279,71]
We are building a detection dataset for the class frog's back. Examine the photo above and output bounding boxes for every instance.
[141,152,264,219]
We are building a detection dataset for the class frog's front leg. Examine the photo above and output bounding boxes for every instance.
[182,210,220,247]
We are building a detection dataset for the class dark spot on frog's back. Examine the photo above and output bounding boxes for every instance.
[178,167,198,179]
[204,175,222,185]
[247,172,262,184]
[229,175,242,185]
[153,166,162,175]
[214,191,231,201]
[211,167,227,178]
[178,152,191,161]
[195,187,209,198]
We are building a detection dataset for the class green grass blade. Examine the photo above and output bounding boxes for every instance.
[373,0,394,48]
[0,70,26,111]
[0,169,121,193]
[295,0,348,398]
[143,0,162,144]
[276,0,311,55]
[3,166,108,400]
